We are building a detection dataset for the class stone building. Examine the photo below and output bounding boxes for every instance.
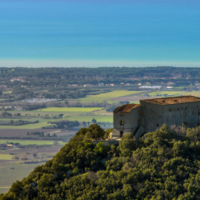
[113,96,200,139]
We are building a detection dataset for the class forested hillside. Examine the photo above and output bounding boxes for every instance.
[1,124,200,199]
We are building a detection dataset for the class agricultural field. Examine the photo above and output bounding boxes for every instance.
[0,144,66,193]
[0,128,75,138]
[0,120,51,129]
[0,155,13,160]
[0,114,112,130]
[147,91,187,97]
[36,107,102,113]
[188,91,200,97]
[67,114,113,123]
[77,90,143,103]
[0,139,65,145]
[0,162,41,193]
[2,91,12,94]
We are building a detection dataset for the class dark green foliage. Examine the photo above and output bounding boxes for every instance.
[104,128,113,139]
[4,124,200,199]
[76,124,105,139]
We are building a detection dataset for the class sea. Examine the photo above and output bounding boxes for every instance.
[0,0,200,67]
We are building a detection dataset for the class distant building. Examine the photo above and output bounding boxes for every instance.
[14,106,24,111]
[99,83,104,86]
[10,78,25,82]
[84,84,92,87]
[139,86,162,89]
[113,96,200,139]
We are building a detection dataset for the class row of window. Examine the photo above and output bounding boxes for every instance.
[169,105,199,112]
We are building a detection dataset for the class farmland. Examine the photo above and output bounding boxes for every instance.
[77,90,142,103]
[0,155,12,160]
[0,143,66,193]
[36,107,102,113]
[0,162,41,193]
[0,139,65,145]
[147,91,187,97]
[67,114,113,123]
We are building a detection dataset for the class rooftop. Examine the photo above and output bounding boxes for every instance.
[113,104,141,113]
[141,95,200,105]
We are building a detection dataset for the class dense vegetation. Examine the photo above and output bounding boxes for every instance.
[2,124,200,199]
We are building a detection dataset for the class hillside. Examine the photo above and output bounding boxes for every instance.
[1,124,200,199]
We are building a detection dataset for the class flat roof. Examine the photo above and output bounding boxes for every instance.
[113,104,141,113]
[141,95,200,105]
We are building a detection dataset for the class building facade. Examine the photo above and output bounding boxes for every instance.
[113,96,200,139]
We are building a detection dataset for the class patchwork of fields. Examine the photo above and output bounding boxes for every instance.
[36,107,102,113]
[77,90,142,103]
[0,90,198,130]
[147,91,187,97]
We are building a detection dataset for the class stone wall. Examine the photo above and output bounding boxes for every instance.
[140,100,200,132]
[113,106,141,137]
[140,101,164,132]
[162,101,200,128]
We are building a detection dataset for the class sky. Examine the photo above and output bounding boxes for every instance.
[0,0,200,67]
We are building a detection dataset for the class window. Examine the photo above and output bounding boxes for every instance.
[120,120,124,125]
[177,108,179,111]
[189,106,191,109]
[182,107,183,110]
[157,124,159,127]
[169,109,171,112]
[185,107,187,110]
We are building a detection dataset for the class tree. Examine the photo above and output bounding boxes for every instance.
[92,118,97,124]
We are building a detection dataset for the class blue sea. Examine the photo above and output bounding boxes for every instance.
[0,0,200,67]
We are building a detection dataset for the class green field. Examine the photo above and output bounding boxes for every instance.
[0,117,54,129]
[0,155,13,160]
[0,140,65,145]
[0,122,50,129]
[0,112,113,129]
[188,91,200,97]
[67,115,113,123]
[36,107,102,113]
[147,91,186,97]
[0,163,43,193]
[77,90,142,103]
[3,91,12,94]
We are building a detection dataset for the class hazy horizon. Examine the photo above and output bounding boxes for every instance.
[0,0,200,67]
